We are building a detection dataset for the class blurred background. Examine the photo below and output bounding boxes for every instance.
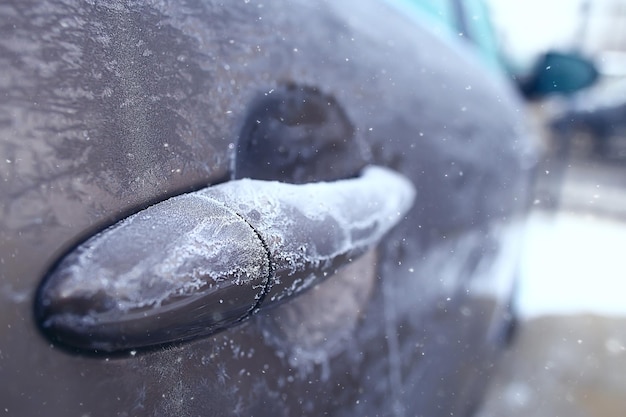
[483,1,626,416]
[399,0,626,415]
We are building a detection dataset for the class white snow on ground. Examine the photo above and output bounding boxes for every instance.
[516,210,626,319]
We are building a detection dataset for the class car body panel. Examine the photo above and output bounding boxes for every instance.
[0,1,535,416]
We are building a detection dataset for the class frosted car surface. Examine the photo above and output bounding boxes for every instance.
[0,0,535,416]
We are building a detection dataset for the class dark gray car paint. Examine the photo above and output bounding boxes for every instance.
[0,0,535,416]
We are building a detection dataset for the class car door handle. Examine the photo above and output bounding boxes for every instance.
[36,166,415,353]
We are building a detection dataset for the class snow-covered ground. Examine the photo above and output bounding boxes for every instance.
[478,156,626,417]
[517,210,626,319]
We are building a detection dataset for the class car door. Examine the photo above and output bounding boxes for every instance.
[0,1,535,416]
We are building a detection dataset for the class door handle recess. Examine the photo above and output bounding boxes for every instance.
[36,166,415,353]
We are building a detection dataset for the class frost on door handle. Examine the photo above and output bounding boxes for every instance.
[36,166,416,353]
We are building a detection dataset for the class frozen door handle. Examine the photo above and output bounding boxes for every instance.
[36,166,415,353]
